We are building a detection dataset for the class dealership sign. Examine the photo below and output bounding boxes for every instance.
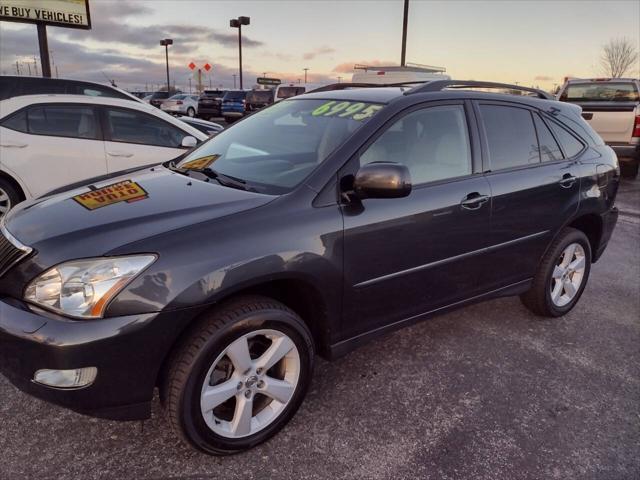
[0,0,91,29]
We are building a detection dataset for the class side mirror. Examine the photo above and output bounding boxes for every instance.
[181,136,198,148]
[353,162,412,199]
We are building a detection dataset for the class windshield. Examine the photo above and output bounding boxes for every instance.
[247,90,274,103]
[177,98,384,194]
[277,86,304,99]
[202,90,225,98]
[560,82,639,102]
[224,91,247,101]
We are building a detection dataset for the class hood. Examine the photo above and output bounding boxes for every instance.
[4,166,274,259]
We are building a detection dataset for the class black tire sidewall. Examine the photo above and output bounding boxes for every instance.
[0,178,20,212]
[187,107,195,117]
[180,309,313,454]
[543,230,592,316]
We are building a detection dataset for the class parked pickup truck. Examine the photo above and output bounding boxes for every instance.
[557,78,640,178]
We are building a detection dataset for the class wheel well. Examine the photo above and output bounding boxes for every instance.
[155,278,331,391]
[568,214,602,257]
[0,171,26,201]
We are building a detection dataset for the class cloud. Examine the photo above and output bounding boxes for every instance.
[534,75,555,81]
[302,46,335,61]
[332,60,397,73]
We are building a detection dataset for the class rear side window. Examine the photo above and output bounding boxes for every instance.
[546,120,584,158]
[224,91,247,101]
[480,105,539,170]
[28,105,99,139]
[105,108,187,147]
[533,114,563,162]
[1,110,28,132]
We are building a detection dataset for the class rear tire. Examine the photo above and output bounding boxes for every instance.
[0,178,21,217]
[620,160,639,179]
[520,228,592,317]
[161,295,314,455]
[187,107,196,118]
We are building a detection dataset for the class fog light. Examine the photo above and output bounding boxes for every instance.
[33,367,97,389]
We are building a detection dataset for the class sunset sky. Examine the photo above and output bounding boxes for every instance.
[1,0,638,92]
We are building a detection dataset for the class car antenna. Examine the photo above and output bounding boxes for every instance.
[101,71,117,88]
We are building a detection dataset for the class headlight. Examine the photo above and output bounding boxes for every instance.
[24,255,156,319]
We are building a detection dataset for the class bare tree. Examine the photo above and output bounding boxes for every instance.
[600,38,639,78]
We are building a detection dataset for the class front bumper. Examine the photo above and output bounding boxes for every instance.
[0,298,201,420]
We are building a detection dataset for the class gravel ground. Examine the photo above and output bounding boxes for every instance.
[1,177,638,480]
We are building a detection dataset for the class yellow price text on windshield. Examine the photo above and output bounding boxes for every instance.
[311,101,383,121]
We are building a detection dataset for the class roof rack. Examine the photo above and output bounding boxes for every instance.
[405,80,554,100]
[307,82,426,93]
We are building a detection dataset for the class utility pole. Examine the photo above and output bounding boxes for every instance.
[303,68,309,83]
[337,76,342,83]
[33,56,39,77]
[400,0,409,66]
[189,77,192,93]
[232,74,237,89]
[36,24,51,77]
[15,61,20,75]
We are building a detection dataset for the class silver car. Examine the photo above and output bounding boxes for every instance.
[161,94,199,117]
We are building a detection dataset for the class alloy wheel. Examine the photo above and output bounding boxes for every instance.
[550,242,586,307]
[200,329,300,438]
[0,187,12,217]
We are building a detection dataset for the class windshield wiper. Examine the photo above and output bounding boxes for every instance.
[200,168,255,192]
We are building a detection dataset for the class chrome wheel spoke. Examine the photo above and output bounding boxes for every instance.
[568,256,585,271]
[552,265,565,279]
[201,378,239,413]
[561,244,577,267]
[255,335,294,372]
[230,395,253,436]
[551,280,563,303]
[564,279,577,298]
[226,336,252,373]
[260,376,295,404]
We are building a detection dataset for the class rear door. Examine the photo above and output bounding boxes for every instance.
[101,106,191,171]
[0,103,106,198]
[475,101,582,289]
[341,101,491,338]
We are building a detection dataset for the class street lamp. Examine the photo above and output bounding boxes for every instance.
[303,67,309,84]
[229,16,250,89]
[159,38,173,93]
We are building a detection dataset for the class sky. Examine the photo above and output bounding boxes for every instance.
[0,0,638,92]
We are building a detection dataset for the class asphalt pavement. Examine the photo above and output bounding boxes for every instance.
[1,177,638,480]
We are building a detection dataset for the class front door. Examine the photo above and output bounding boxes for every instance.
[341,102,492,340]
[102,107,189,172]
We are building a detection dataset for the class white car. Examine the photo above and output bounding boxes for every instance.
[161,94,200,117]
[0,94,208,215]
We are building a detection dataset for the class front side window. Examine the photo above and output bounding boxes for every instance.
[546,119,584,158]
[480,105,539,170]
[360,105,472,184]
[27,105,99,140]
[178,99,384,194]
[106,108,186,147]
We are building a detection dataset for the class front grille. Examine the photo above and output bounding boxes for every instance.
[0,229,31,277]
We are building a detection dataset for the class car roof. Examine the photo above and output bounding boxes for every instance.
[0,94,208,139]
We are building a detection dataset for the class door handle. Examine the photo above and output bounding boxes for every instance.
[460,192,489,210]
[0,142,27,148]
[558,174,577,188]
[106,151,133,158]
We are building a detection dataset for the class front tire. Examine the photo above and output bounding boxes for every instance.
[186,107,196,118]
[0,178,21,217]
[162,296,314,455]
[520,228,592,317]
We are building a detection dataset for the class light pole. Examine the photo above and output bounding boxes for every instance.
[160,38,173,93]
[230,16,250,89]
[232,74,237,89]
[400,0,409,66]
[303,68,309,84]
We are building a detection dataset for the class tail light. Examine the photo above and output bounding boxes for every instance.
[176,100,183,105]
[633,115,640,138]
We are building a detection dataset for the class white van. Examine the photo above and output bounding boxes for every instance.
[351,63,451,85]
[274,83,329,102]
